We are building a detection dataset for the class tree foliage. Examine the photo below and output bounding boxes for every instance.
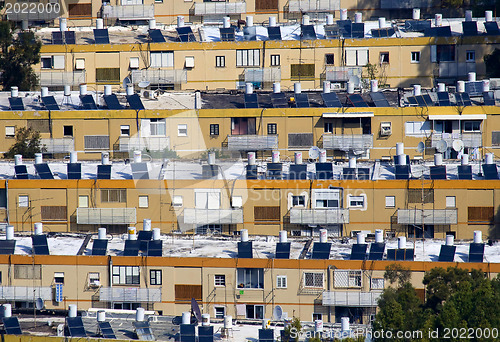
[0,21,41,90]
[484,48,500,78]
[3,127,45,159]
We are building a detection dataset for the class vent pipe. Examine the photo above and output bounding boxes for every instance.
[273,82,281,93]
[133,151,142,163]
[41,87,49,97]
[246,16,253,27]
[435,14,442,27]
[10,86,18,98]
[149,19,156,30]
[461,154,469,165]
[79,84,87,96]
[294,82,301,94]
[247,152,256,165]
[279,230,287,243]
[35,153,43,165]
[14,155,22,166]
[136,308,145,322]
[97,311,106,322]
[326,14,334,25]
[153,228,160,241]
[370,80,378,92]
[143,219,152,231]
[177,16,185,28]
[457,80,465,93]
[223,17,231,28]
[98,228,107,240]
[413,8,420,20]
[434,153,443,166]
[357,232,365,244]
[323,81,331,94]
[294,152,302,165]
[96,18,104,30]
[483,79,490,92]
[375,229,383,243]
[128,227,137,240]
[474,231,482,243]
[241,229,249,242]
[269,16,277,27]
[468,72,476,82]
[319,229,327,243]
[340,9,348,20]
[101,152,109,165]
[70,151,78,163]
[272,151,280,163]
[34,222,43,235]
[438,83,446,92]
[6,226,14,241]
[413,84,421,96]
[486,10,493,22]
[104,85,112,96]
[398,236,406,249]
[319,149,327,163]
[354,12,362,23]
[445,235,454,246]
[68,305,77,318]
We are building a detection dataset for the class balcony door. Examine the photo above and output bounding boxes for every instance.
[231,118,256,135]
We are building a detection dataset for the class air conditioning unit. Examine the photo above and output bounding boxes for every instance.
[141,90,156,99]
[331,83,342,90]
[380,122,392,136]
[89,280,100,287]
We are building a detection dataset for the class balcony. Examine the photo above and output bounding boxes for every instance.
[183,209,244,225]
[243,68,281,84]
[41,138,74,154]
[380,0,433,9]
[397,209,457,225]
[118,136,170,152]
[431,132,482,148]
[194,2,246,15]
[324,66,362,82]
[227,135,278,151]
[322,291,382,307]
[322,134,373,152]
[438,62,476,78]
[0,287,52,301]
[77,208,136,225]
[288,0,340,12]
[102,4,154,19]
[130,70,187,85]
[100,288,161,302]
[39,71,85,87]
[289,208,349,225]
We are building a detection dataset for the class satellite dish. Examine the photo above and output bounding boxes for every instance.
[308,146,320,159]
[122,77,131,89]
[452,139,465,152]
[436,140,448,153]
[138,81,150,88]
[273,305,283,321]
[416,141,425,153]
[36,298,44,310]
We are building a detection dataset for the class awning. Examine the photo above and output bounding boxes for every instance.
[323,112,374,118]
[428,114,487,120]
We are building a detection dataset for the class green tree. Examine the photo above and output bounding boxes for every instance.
[0,21,41,90]
[3,127,45,159]
[484,48,500,78]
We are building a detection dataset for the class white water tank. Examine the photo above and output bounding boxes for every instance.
[35,153,43,165]
[98,228,107,240]
[314,320,323,332]
[269,16,277,27]
[438,83,446,92]
[41,87,49,97]
[434,153,443,166]
[457,80,465,93]
[319,229,327,243]
[177,16,185,28]
[370,79,378,92]
[435,13,442,27]
[483,79,490,92]
[223,17,231,28]
[247,152,256,165]
[128,227,137,240]
[461,154,469,165]
[413,84,421,96]
[152,228,161,241]
[486,10,493,22]
[126,84,134,96]
[273,82,281,93]
[357,232,365,244]
[134,150,142,163]
[224,316,232,329]
[136,308,145,322]
[468,72,476,82]
[340,9,348,20]
[143,219,152,231]
[34,222,43,235]
[14,155,22,166]
[60,18,67,32]
[208,151,216,165]
[378,17,386,29]
[398,236,406,249]
[302,15,310,26]
[68,305,77,318]
[202,314,210,326]
[323,81,331,94]
[241,229,249,242]
[245,83,253,94]
[398,154,407,165]
[294,82,301,94]
[97,310,106,322]
[6,226,14,241]
[326,14,334,25]
[465,10,473,21]
[474,231,482,243]
[485,153,494,164]
[349,157,356,168]
[64,85,71,96]
[279,230,287,243]
[11,86,18,98]
[79,84,87,96]
[341,317,350,332]
[413,8,420,20]
[319,149,327,163]
[3,304,12,318]
[101,152,109,165]
[272,151,280,163]
[354,13,362,23]
[96,18,104,30]
[70,151,78,163]
[246,16,253,27]
[104,85,112,96]
[396,143,404,155]
[375,229,383,243]
[149,19,156,30]
[347,82,354,94]
[446,235,454,246]
[294,152,302,165]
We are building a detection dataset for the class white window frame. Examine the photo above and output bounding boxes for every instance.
[138,195,149,208]
[178,124,188,137]
[236,49,260,67]
[79,195,89,208]
[150,119,166,136]
[385,196,395,208]
[276,275,287,288]
[150,269,162,285]
[112,266,140,285]
[216,56,226,68]
[5,126,15,137]
[173,195,183,207]
[232,196,243,208]
[347,194,366,210]
[371,277,384,290]
[463,121,481,132]
[446,196,456,208]
[120,125,130,136]
[334,270,362,288]
[345,48,369,66]
[150,51,174,68]
[18,195,29,207]
[466,50,475,62]
[405,121,431,137]
[214,274,226,287]
[411,51,420,63]
[303,272,324,288]
[292,195,305,207]
[245,304,264,319]
[130,57,140,69]
[88,272,100,286]
[214,306,225,319]
[270,54,280,66]
[313,189,340,209]
[75,58,85,70]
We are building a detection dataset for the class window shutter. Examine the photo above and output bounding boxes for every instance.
[430,45,437,63]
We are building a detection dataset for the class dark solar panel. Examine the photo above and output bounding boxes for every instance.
[301,25,316,40]
[468,243,484,263]
[322,92,342,107]
[404,20,431,32]
[0,240,16,255]
[407,96,418,106]
[458,165,472,180]
[92,239,108,256]
[243,26,257,41]
[422,94,435,106]
[32,235,49,255]
[370,92,390,107]
[267,26,282,40]
[123,240,140,256]
[149,29,166,43]
[219,28,235,41]
[324,24,340,39]
[246,164,258,180]
[294,93,310,108]
[41,96,60,110]
[350,243,367,260]
[348,94,368,107]
[415,95,427,106]
[368,243,385,260]
[483,91,496,105]
[67,163,81,180]
[180,324,195,342]
[237,241,253,258]
[244,93,259,108]
[462,21,478,36]
[9,97,24,111]
[127,94,145,110]
[482,164,498,180]
[133,321,155,341]
[267,163,282,180]
[80,95,98,110]
[465,81,483,96]
[147,240,162,257]
[97,165,112,179]
[271,93,288,108]
[131,163,149,180]
[371,28,395,37]
[15,165,29,179]
[64,31,76,44]
[425,26,451,37]
[93,29,110,44]
[455,93,472,106]
[351,23,365,38]
[176,26,196,42]
[395,165,410,179]
[315,163,333,180]
[52,31,63,44]
[288,165,307,180]
[337,20,352,37]
[484,21,500,35]
[98,322,116,339]
[357,167,371,180]
[103,94,123,110]
[311,242,331,259]
[199,326,214,342]
[387,248,414,261]
[275,242,290,259]
[3,317,22,335]
[259,329,274,342]
[343,168,356,180]
[430,165,447,180]
[438,245,456,262]
[138,230,153,252]
[34,164,54,180]
[437,92,451,106]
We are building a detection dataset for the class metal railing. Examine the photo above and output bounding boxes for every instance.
[100,288,161,302]
[41,138,75,153]
[288,0,340,12]
[183,209,244,225]
[194,2,246,15]
[102,4,154,19]
[397,209,458,225]
[227,135,278,150]
[131,69,187,85]
[322,134,373,152]
[243,68,281,83]
[39,71,85,87]
[0,287,52,301]
[118,136,170,152]
[431,132,482,148]
[289,208,350,224]
[322,291,382,307]
[77,208,137,225]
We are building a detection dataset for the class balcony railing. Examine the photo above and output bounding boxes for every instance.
[322,134,373,152]
[77,208,136,225]
[194,2,246,15]
[227,135,278,151]
[39,71,85,87]
[41,138,74,153]
[183,209,244,225]
[289,208,350,224]
[431,132,482,148]
[131,70,187,85]
[397,209,457,225]
[439,62,476,78]
[324,66,362,82]
[102,4,154,19]
[100,288,161,302]
[118,136,170,152]
[322,291,382,307]
[243,68,281,84]
[380,0,434,9]
[288,0,340,12]
[0,287,52,301]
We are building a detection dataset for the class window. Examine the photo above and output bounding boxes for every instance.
[255,0,278,11]
[237,268,264,288]
[445,196,456,208]
[432,45,455,62]
[466,50,475,62]
[88,272,100,286]
[178,124,188,137]
[150,51,174,68]
[232,196,243,208]
[325,53,334,65]
[209,124,219,136]
[150,270,162,285]
[14,265,41,279]
[75,58,85,70]
[408,189,434,203]
[18,195,29,207]
[121,125,130,136]
[175,285,202,301]
[5,126,15,137]
[276,275,287,288]
[215,307,225,319]
[314,189,340,208]
[385,196,395,208]
[379,52,389,64]
[463,121,481,132]
[41,206,67,221]
[468,207,494,223]
[63,126,73,137]
[371,278,384,289]
[334,270,362,288]
[214,275,226,286]
[271,54,280,66]
[79,195,89,208]
[324,122,333,133]
[68,3,92,17]
[288,133,314,147]
[150,119,166,136]
[304,272,323,288]
[254,206,280,224]
[216,56,226,68]
[112,266,140,285]
[41,55,65,69]
[54,272,64,284]
[195,190,220,209]
[173,195,183,207]
[41,57,52,69]
[246,305,264,319]
[405,121,431,137]
[267,123,277,135]
[84,135,110,150]
[130,57,140,69]
[411,51,420,63]
[291,64,315,80]
[185,56,195,68]
[139,196,149,208]
[345,49,369,66]
[101,189,127,203]
[348,195,365,209]
[236,49,260,67]
[96,68,120,82]
[155,0,163,3]
[232,117,256,135]
[292,196,305,206]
